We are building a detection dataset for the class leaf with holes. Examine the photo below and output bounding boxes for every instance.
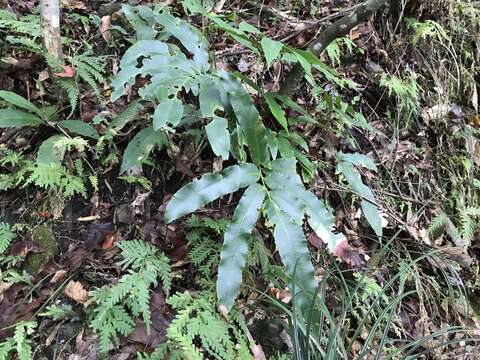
[217,183,265,309]
[153,98,184,130]
[165,163,260,223]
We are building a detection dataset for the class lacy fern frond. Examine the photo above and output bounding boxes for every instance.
[89,240,171,353]
[160,292,253,360]
[26,163,87,199]
[0,321,36,360]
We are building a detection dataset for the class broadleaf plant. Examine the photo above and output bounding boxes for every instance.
[337,152,383,236]
[111,4,383,312]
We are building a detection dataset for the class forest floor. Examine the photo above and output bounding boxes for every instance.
[1,0,480,359]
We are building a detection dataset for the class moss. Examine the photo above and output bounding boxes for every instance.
[24,225,58,274]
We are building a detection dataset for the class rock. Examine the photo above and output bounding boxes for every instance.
[24,225,58,274]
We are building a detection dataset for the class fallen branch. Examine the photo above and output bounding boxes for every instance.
[279,0,389,95]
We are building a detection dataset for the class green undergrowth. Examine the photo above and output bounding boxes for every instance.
[0,0,479,359]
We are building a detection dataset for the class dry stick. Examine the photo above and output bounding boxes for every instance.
[279,0,390,95]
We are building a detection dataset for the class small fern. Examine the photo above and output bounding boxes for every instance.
[460,206,480,247]
[57,78,79,116]
[0,321,36,360]
[71,52,107,102]
[89,240,171,353]
[428,211,449,239]
[0,222,13,255]
[144,291,253,360]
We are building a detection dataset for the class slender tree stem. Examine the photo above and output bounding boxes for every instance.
[40,0,63,61]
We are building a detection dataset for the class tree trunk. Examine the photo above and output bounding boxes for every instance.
[40,0,63,61]
[279,0,389,95]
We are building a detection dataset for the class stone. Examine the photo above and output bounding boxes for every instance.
[24,225,58,274]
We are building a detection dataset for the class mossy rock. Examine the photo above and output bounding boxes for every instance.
[24,225,58,274]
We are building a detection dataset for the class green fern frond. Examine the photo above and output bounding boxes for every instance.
[460,207,479,247]
[0,321,36,360]
[89,240,171,353]
[428,212,448,239]
[57,78,78,116]
[162,292,253,360]
[0,222,13,255]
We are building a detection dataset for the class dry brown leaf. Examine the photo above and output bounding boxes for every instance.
[50,269,68,284]
[54,65,76,78]
[100,16,111,42]
[64,281,89,304]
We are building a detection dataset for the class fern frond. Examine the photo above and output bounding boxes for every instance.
[427,212,448,239]
[57,78,78,116]
[89,240,171,353]
[0,222,13,255]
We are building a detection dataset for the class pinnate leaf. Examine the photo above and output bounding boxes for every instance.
[165,163,260,223]
[337,161,382,236]
[229,92,270,166]
[217,183,265,309]
[265,198,316,310]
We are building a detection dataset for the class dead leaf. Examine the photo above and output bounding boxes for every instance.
[100,16,111,42]
[64,281,89,304]
[54,65,76,78]
[100,232,117,250]
[85,222,114,250]
[50,270,68,284]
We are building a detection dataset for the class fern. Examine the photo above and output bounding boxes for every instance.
[71,52,107,101]
[459,206,480,247]
[379,72,420,116]
[0,321,36,360]
[26,163,87,199]
[89,240,171,353]
[57,78,79,116]
[428,212,449,239]
[151,292,253,360]
[0,10,41,37]
[0,222,13,255]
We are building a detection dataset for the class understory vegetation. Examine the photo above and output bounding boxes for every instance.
[0,0,479,359]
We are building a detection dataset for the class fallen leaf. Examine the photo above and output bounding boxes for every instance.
[64,281,89,304]
[100,15,111,42]
[55,65,76,78]
[85,222,114,250]
[100,232,117,250]
[50,270,68,284]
